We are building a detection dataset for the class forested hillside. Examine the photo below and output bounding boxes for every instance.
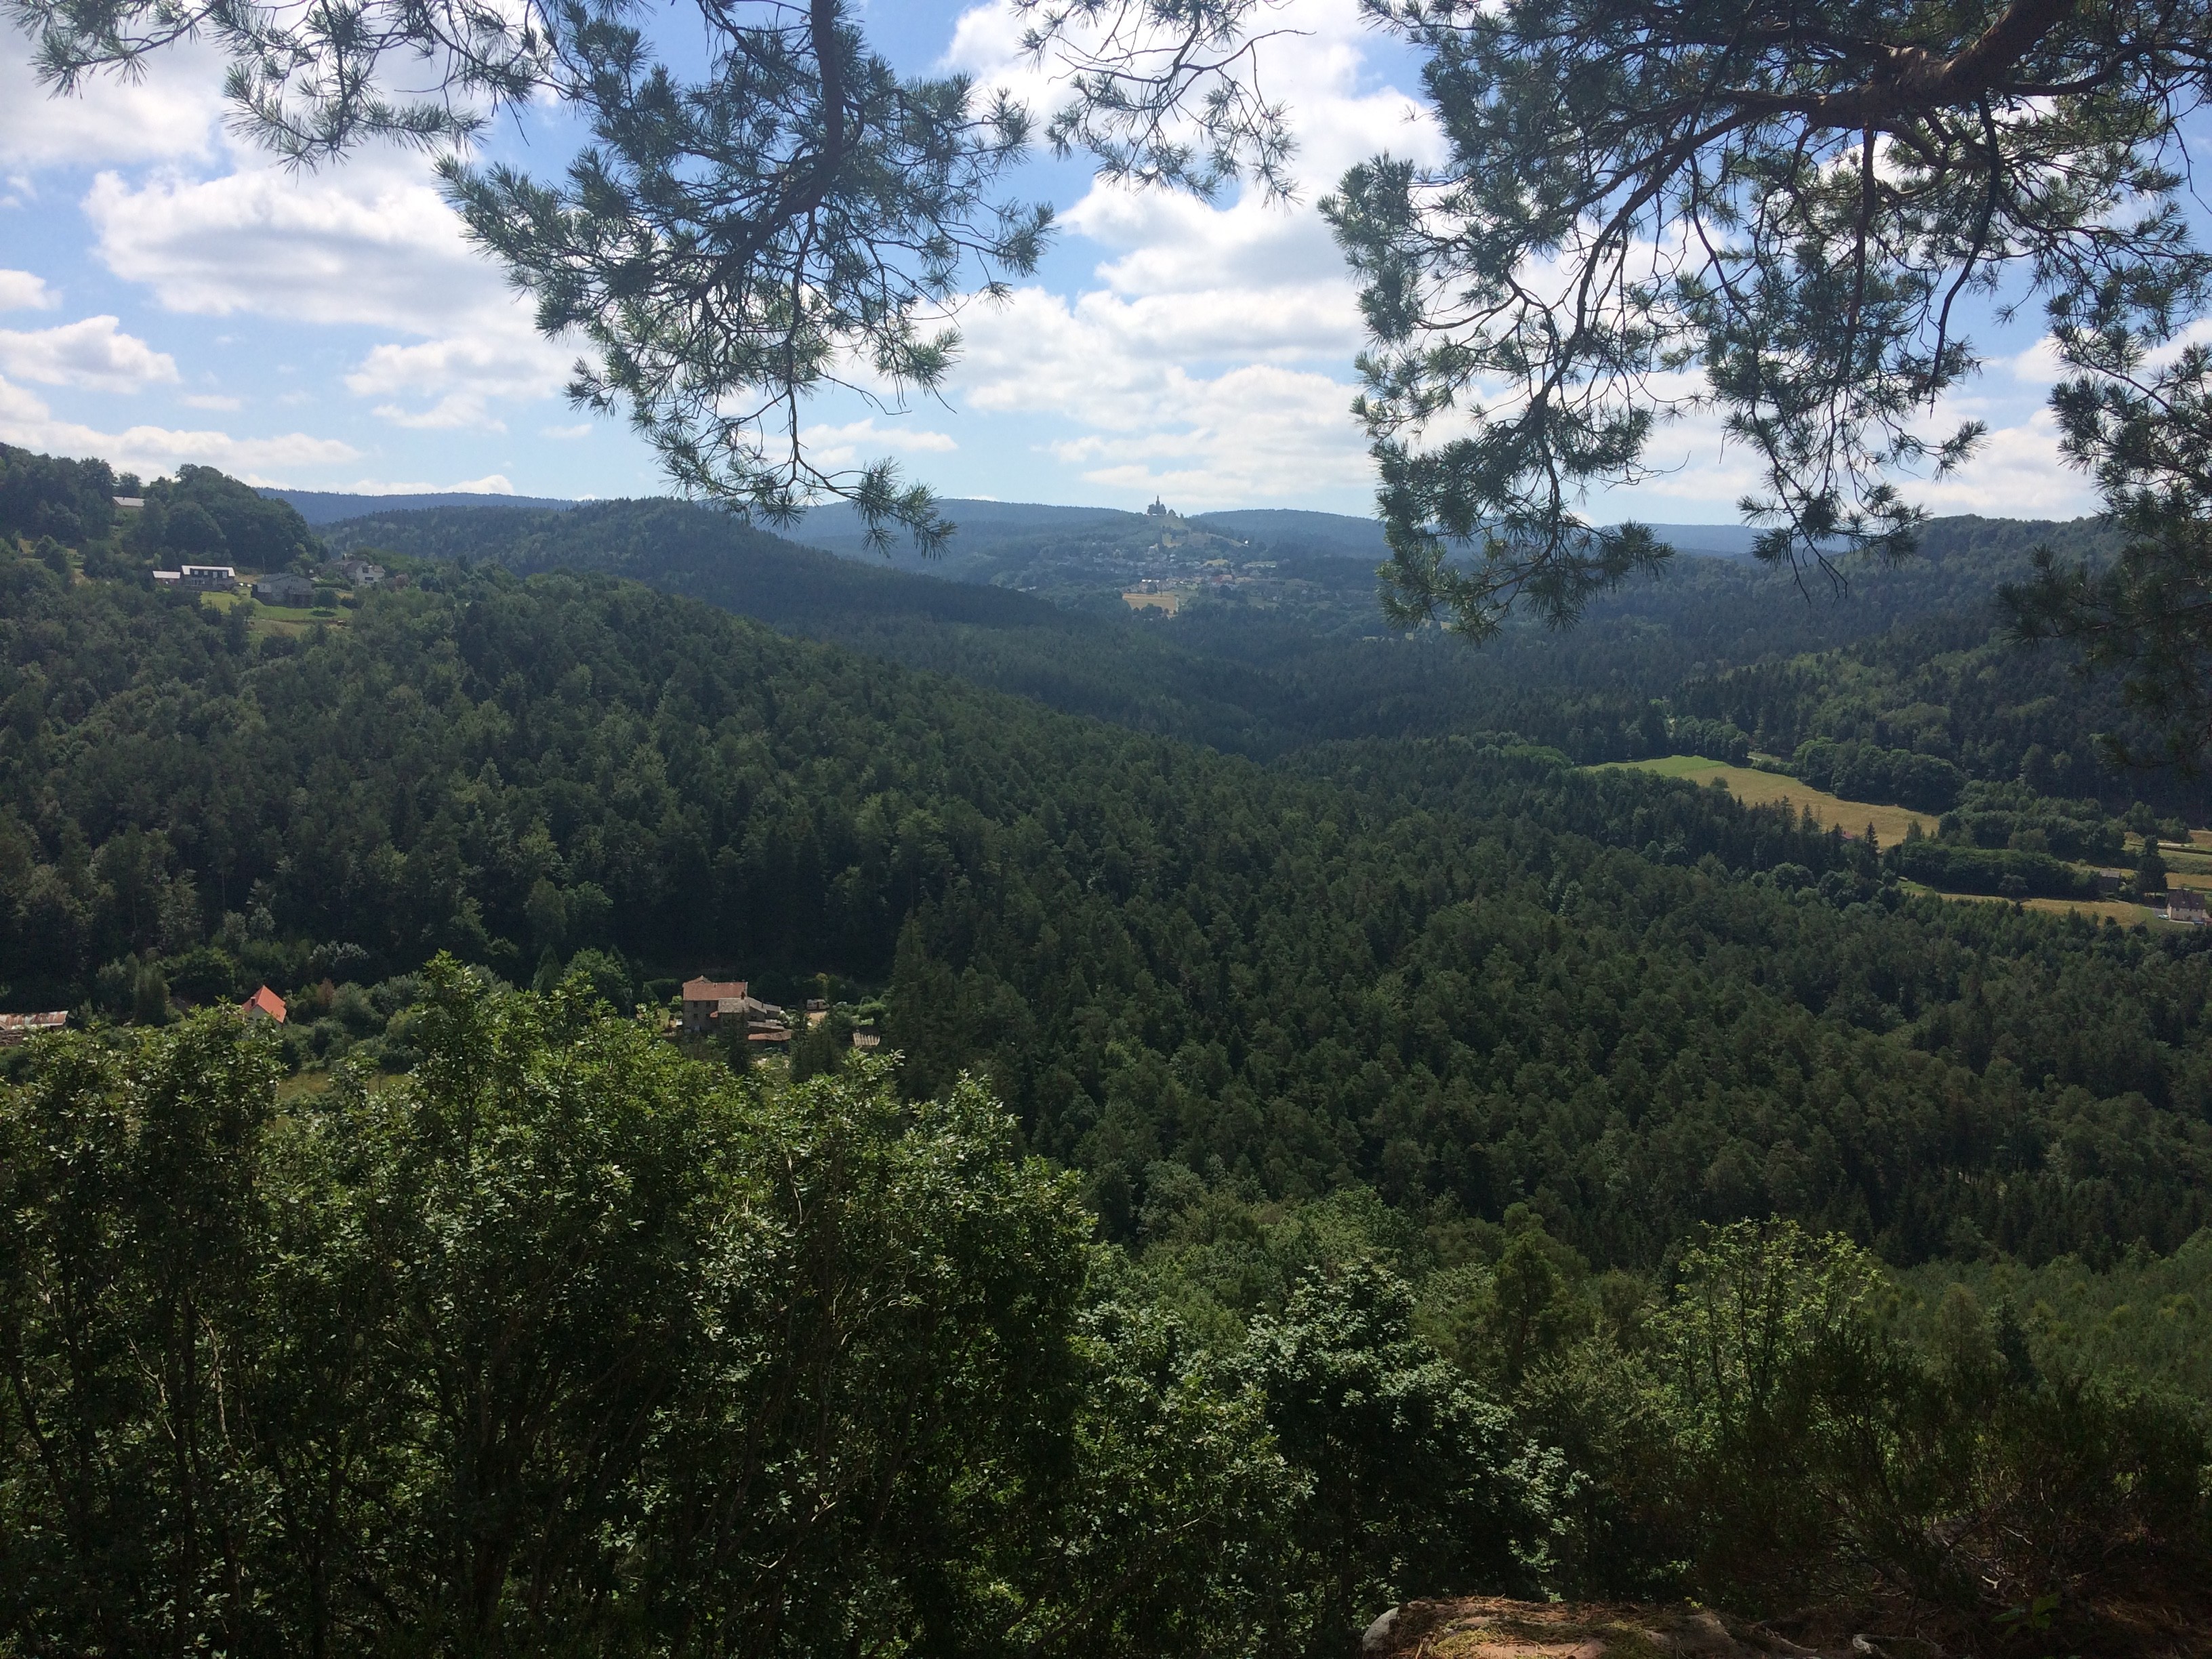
[324,497,2203,818]
[3,534,2207,1270]
[5,451,2211,1652]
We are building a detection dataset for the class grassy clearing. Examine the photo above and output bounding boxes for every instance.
[256,607,344,634]
[1122,590,1182,614]
[1903,885,2160,925]
[1614,759,2175,922]
[1603,754,1936,844]
[1614,752,1725,778]
[197,590,348,633]
[255,603,344,623]
[2022,897,2161,925]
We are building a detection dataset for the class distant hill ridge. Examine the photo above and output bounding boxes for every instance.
[268,483,1767,560]
[317,495,2126,793]
[264,487,583,525]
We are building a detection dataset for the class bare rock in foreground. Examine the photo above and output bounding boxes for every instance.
[1360,1599,1849,1659]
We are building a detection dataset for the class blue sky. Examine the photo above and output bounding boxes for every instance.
[0,1,2100,520]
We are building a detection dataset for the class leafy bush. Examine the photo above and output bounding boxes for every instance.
[1797,737,1965,813]
[1243,1261,1534,1647]
[1672,715,1751,764]
[563,945,632,1010]
[0,961,1306,1659]
[1650,1225,2210,1641]
[127,464,319,569]
[1939,780,2126,861]
[162,943,241,1006]
[1886,839,2098,899]
[0,445,115,547]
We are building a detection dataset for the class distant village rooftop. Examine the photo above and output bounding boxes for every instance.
[682,975,747,1003]
[0,1010,67,1045]
[241,986,287,1022]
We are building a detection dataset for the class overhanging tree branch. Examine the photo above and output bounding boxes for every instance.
[1324,0,2212,647]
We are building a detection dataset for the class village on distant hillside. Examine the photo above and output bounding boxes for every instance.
[0,972,888,1058]
[679,977,880,1050]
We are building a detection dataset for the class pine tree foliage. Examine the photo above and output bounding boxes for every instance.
[1322,0,2212,635]
[9,0,1050,546]
[23,0,2212,733]
[3,0,1290,547]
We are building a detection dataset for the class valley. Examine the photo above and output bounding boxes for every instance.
[9,0,2212,1646]
[3,444,2210,1654]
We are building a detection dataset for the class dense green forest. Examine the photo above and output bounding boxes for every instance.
[325,495,2210,821]
[17,989,2204,1654]
[4,528,2208,1267]
[4,449,2211,1652]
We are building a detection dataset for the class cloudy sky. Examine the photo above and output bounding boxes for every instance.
[0,0,2099,519]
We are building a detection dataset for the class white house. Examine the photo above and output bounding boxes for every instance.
[334,556,387,587]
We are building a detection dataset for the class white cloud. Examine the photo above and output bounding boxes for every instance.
[951,286,1369,501]
[1051,363,1372,501]
[0,270,58,312]
[85,153,497,331]
[0,47,222,167]
[346,325,570,430]
[541,422,592,439]
[330,473,518,495]
[949,0,1415,374]
[798,416,960,466]
[926,0,1441,504]
[0,371,356,479]
[1075,196,1353,317]
[0,315,178,392]
[1906,408,2098,518]
[1583,369,2102,525]
[2003,331,2070,385]
[946,0,1438,194]
[86,151,582,431]
[373,394,504,432]
[346,327,572,396]
[181,392,243,410]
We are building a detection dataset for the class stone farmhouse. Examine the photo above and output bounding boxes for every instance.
[680,977,787,1040]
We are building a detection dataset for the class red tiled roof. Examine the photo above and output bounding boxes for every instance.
[682,977,747,1001]
[241,985,287,1023]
